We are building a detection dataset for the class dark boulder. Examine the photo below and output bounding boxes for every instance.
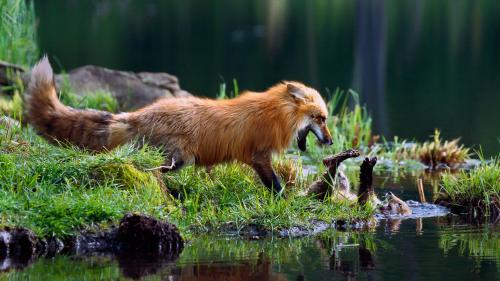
[117,213,184,253]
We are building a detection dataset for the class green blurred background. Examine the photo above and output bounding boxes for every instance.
[34,0,500,155]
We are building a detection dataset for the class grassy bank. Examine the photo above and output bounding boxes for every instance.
[0,124,168,236]
[437,157,499,217]
[0,118,373,237]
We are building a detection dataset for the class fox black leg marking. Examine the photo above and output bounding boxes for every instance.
[252,152,283,194]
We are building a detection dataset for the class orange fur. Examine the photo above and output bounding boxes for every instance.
[26,57,331,192]
[125,81,328,166]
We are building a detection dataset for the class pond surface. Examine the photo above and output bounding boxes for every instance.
[2,173,498,280]
[34,0,500,156]
[3,219,498,281]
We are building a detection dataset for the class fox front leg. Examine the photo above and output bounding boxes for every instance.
[252,152,282,194]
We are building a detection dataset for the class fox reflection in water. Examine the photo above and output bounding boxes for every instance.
[117,250,290,281]
[172,253,289,281]
[316,238,375,278]
[105,238,377,280]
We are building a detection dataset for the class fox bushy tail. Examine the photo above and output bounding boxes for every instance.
[25,56,131,151]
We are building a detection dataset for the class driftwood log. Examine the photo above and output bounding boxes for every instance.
[358,157,377,205]
[306,151,412,215]
[307,149,360,200]
[306,149,378,205]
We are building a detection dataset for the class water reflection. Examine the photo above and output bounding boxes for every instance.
[2,218,498,280]
[116,250,179,280]
[174,254,289,281]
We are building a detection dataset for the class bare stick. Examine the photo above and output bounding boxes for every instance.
[417,178,426,203]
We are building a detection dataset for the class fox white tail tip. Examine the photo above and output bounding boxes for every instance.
[30,55,53,84]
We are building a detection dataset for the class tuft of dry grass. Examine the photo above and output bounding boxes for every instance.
[396,129,470,169]
[273,157,299,187]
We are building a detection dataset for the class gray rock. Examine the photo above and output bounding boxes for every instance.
[0,61,24,86]
[54,65,191,110]
[0,60,191,110]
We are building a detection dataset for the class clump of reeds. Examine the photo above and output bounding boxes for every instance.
[396,129,470,169]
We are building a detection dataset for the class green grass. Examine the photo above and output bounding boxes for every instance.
[0,79,119,121]
[438,156,499,216]
[0,90,23,119]
[58,74,120,113]
[164,163,373,234]
[0,123,170,236]
[0,0,38,66]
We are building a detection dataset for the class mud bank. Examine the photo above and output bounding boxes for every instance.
[0,214,183,272]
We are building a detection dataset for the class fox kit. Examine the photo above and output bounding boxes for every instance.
[26,56,332,193]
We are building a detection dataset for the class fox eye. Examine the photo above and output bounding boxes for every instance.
[314,116,326,122]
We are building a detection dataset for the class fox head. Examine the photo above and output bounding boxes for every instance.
[284,82,333,151]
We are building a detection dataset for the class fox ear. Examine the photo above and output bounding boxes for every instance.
[286,83,306,101]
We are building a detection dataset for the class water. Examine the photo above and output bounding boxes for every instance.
[2,220,498,280]
[34,0,500,156]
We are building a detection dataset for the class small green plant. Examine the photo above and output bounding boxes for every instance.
[57,75,119,112]
[328,89,372,149]
[78,90,119,112]
[438,156,499,217]
[0,90,23,118]
[273,156,299,187]
[216,78,240,99]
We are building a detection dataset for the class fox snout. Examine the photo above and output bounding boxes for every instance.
[318,123,333,145]
[297,123,333,151]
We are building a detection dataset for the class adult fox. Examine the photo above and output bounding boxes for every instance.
[25,56,333,193]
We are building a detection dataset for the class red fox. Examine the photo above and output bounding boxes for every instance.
[26,56,333,193]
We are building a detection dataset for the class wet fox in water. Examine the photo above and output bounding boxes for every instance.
[26,56,333,193]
